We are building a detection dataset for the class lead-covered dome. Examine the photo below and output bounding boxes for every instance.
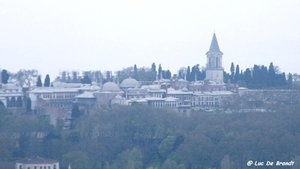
[101,82,120,92]
[120,77,139,88]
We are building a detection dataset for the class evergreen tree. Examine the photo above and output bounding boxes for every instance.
[164,70,171,79]
[36,76,42,87]
[61,71,67,82]
[67,72,71,83]
[151,63,157,81]
[234,65,240,82]
[268,62,276,87]
[240,70,244,81]
[199,70,206,80]
[189,65,198,81]
[133,64,138,80]
[44,74,50,87]
[261,65,269,88]
[26,98,31,112]
[244,68,252,86]
[1,69,9,84]
[230,62,235,81]
[158,64,162,80]
[106,71,111,82]
[72,71,78,83]
[252,65,262,88]
[71,102,81,119]
[81,75,91,84]
[186,66,191,81]
[288,73,293,88]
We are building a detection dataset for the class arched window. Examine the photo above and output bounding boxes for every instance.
[216,57,219,67]
[11,97,16,107]
[17,97,23,107]
[6,97,10,107]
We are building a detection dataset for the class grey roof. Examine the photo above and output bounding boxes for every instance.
[101,82,121,92]
[120,77,139,88]
[209,33,221,52]
[193,91,234,96]
[28,87,79,93]
[16,157,58,164]
[75,91,95,99]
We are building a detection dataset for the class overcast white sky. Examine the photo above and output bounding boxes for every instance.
[1,0,300,79]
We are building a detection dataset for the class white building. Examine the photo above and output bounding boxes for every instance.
[0,83,24,108]
[15,157,59,169]
[192,91,234,107]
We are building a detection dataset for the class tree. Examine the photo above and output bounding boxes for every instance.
[151,63,157,81]
[186,66,191,81]
[158,136,176,161]
[36,76,42,87]
[1,69,9,84]
[243,68,252,86]
[44,74,50,87]
[288,73,293,88]
[81,75,91,84]
[158,64,162,80]
[61,151,90,169]
[72,71,79,83]
[71,102,81,119]
[163,70,171,79]
[177,67,186,79]
[111,148,143,169]
[234,65,240,82]
[61,71,67,82]
[26,98,31,112]
[230,62,235,81]
[268,62,276,87]
[11,69,39,87]
[133,64,138,80]
[106,71,111,82]
[161,159,185,169]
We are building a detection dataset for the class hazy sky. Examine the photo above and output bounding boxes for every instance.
[1,0,300,79]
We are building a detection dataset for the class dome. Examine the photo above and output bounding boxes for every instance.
[120,77,139,88]
[101,82,120,92]
[181,87,189,92]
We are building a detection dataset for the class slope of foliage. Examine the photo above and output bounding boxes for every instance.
[0,105,299,169]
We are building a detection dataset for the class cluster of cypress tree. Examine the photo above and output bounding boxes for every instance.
[36,74,51,87]
[224,62,292,89]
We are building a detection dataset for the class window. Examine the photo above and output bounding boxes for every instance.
[19,165,22,169]
[34,166,37,169]
[54,165,56,169]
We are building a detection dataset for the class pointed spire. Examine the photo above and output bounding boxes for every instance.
[209,33,221,52]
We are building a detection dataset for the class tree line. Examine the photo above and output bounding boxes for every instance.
[224,62,292,89]
[0,62,297,89]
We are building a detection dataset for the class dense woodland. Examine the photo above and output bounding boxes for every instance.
[0,104,300,169]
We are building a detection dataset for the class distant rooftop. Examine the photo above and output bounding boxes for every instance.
[16,157,58,164]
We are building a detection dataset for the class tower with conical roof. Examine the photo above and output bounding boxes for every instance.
[205,33,224,82]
